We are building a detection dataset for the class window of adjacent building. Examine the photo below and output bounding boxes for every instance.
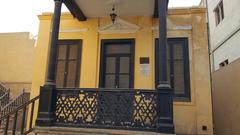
[155,38,191,101]
[219,59,228,68]
[214,1,224,25]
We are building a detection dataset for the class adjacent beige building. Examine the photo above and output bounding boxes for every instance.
[0,32,36,97]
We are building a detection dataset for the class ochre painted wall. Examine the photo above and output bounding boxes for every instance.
[30,7,213,135]
[212,58,240,135]
[0,32,36,97]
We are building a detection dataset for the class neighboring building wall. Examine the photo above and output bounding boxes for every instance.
[212,58,240,135]
[0,32,36,97]
[207,0,240,71]
[207,0,240,134]
[30,8,213,135]
[200,0,207,7]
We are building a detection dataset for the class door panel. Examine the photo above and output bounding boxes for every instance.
[66,60,77,87]
[69,45,78,59]
[119,57,130,73]
[119,75,130,88]
[104,55,131,88]
[58,45,67,60]
[106,57,116,73]
[106,44,131,54]
[172,45,185,94]
[56,61,66,87]
[104,75,116,88]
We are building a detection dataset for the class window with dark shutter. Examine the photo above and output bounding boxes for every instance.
[55,40,82,88]
[155,38,191,101]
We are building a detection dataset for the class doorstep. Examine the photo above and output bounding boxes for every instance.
[32,126,176,135]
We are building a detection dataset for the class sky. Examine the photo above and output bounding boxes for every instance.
[0,0,201,35]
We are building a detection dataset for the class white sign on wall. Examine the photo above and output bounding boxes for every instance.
[140,64,150,76]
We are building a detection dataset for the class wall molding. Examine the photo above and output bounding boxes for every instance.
[2,82,32,84]
[98,18,140,34]
[152,25,192,31]
[59,28,89,33]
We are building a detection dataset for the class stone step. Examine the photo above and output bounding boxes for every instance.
[33,127,175,135]
[0,130,22,135]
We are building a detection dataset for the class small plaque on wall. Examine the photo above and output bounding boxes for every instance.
[140,57,150,76]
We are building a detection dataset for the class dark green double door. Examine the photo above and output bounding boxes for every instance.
[100,40,134,89]
[98,40,135,125]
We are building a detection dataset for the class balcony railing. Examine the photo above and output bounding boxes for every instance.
[55,88,157,131]
[1,91,30,117]
[0,90,10,110]
[0,96,39,135]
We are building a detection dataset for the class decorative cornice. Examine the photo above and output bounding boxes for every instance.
[50,28,88,33]
[168,7,206,15]
[152,25,192,31]
[59,28,88,33]
[38,12,74,20]
[98,18,140,34]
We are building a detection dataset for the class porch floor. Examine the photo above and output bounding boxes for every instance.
[33,127,175,135]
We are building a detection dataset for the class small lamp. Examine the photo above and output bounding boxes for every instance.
[110,5,117,24]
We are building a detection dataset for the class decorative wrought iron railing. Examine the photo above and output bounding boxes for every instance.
[55,88,157,131]
[0,82,10,111]
[0,95,39,135]
[1,91,30,117]
[0,82,9,97]
[0,82,8,97]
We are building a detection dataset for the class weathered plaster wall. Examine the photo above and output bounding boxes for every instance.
[30,7,213,135]
[0,32,36,97]
[212,58,240,135]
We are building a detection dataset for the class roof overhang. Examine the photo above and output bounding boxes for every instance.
[63,0,169,21]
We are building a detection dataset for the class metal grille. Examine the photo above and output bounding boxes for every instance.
[55,88,157,131]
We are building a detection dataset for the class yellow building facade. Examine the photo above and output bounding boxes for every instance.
[30,7,213,135]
